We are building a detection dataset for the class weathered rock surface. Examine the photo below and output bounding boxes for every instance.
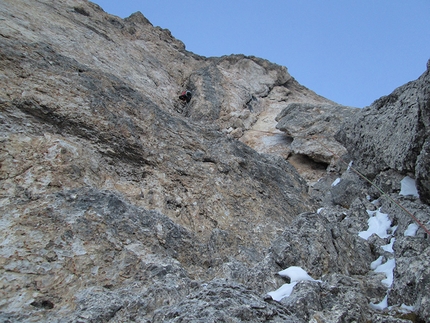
[152,279,301,323]
[239,78,341,183]
[275,103,357,164]
[335,62,430,204]
[275,102,359,182]
[1,0,429,322]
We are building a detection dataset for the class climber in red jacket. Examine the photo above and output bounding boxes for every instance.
[179,90,192,103]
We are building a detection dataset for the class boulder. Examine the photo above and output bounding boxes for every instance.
[275,103,358,165]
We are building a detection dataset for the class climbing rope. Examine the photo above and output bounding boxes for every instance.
[246,129,430,237]
[310,135,430,237]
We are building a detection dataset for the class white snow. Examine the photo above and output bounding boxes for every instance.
[399,176,419,198]
[331,178,341,187]
[381,238,395,253]
[267,282,298,301]
[370,256,395,290]
[400,303,415,312]
[278,266,321,282]
[371,198,380,206]
[358,206,399,311]
[404,223,419,237]
[370,256,383,270]
[267,266,320,301]
[374,258,395,287]
[370,294,388,310]
[358,209,394,240]
[266,176,421,311]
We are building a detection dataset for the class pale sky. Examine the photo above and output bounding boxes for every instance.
[92,0,430,108]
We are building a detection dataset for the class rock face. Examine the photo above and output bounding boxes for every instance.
[335,64,430,204]
[275,102,359,183]
[1,0,429,322]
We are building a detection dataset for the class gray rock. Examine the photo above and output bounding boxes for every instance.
[152,279,301,323]
[1,0,430,322]
[390,235,430,321]
[269,211,374,278]
[275,102,358,165]
[335,62,430,204]
[279,277,372,323]
[416,139,430,204]
[330,178,363,208]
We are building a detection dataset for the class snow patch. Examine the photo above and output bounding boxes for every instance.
[370,294,388,310]
[404,223,419,237]
[374,258,395,287]
[400,303,415,312]
[331,178,341,187]
[358,209,394,240]
[267,266,320,301]
[267,282,298,301]
[399,176,419,198]
[370,256,383,270]
[381,238,395,253]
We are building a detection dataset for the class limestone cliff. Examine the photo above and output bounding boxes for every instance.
[0,1,429,322]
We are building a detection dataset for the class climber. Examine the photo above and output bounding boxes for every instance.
[179,90,192,103]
